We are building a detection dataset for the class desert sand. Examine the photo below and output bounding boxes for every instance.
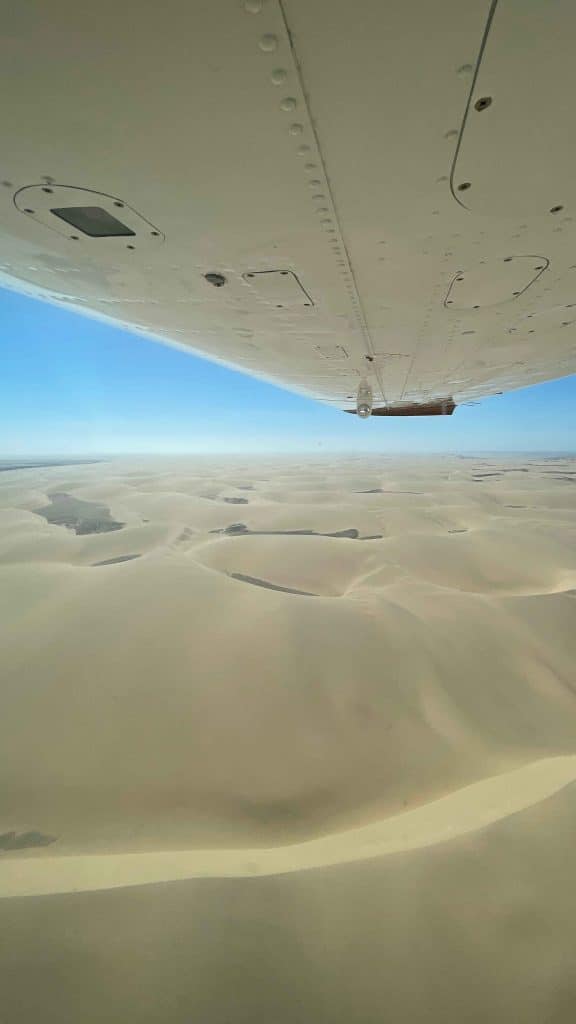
[1,453,576,1021]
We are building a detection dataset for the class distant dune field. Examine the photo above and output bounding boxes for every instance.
[1,454,576,1022]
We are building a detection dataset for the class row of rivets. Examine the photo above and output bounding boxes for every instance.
[246,0,379,386]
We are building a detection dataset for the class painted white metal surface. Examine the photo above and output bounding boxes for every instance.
[0,0,575,412]
[444,257,548,310]
[242,269,313,308]
[453,0,576,219]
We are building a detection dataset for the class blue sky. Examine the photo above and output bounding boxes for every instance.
[1,286,575,455]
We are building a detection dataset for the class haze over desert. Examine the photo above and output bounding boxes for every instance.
[1,453,576,1021]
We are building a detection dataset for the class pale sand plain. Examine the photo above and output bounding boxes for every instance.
[1,453,576,1021]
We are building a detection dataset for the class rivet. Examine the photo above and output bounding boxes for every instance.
[457,63,474,76]
[304,162,317,170]
[1,180,12,187]
[271,68,287,85]
[312,193,325,201]
[280,97,297,112]
[289,123,304,135]
[243,0,263,11]
[437,175,448,183]
[316,207,329,214]
[444,129,458,140]
[297,144,310,155]
[259,34,278,52]
[308,179,322,187]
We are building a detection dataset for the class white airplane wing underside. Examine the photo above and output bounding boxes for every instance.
[1,0,575,415]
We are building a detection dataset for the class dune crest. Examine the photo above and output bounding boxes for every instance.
[2,755,576,899]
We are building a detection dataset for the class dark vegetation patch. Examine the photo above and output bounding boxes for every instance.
[93,554,141,566]
[230,573,316,597]
[211,523,382,540]
[0,830,57,851]
[35,492,124,534]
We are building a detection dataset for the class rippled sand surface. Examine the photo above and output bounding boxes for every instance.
[1,454,576,1021]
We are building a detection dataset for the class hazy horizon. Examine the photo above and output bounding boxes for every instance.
[2,448,576,460]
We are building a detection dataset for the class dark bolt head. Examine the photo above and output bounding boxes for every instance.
[205,272,227,287]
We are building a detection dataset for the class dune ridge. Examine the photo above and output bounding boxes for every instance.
[2,755,576,899]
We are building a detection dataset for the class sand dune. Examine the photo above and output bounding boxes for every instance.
[1,454,576,1020]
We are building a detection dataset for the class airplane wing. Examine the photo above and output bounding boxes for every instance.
[1,0,575,415]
